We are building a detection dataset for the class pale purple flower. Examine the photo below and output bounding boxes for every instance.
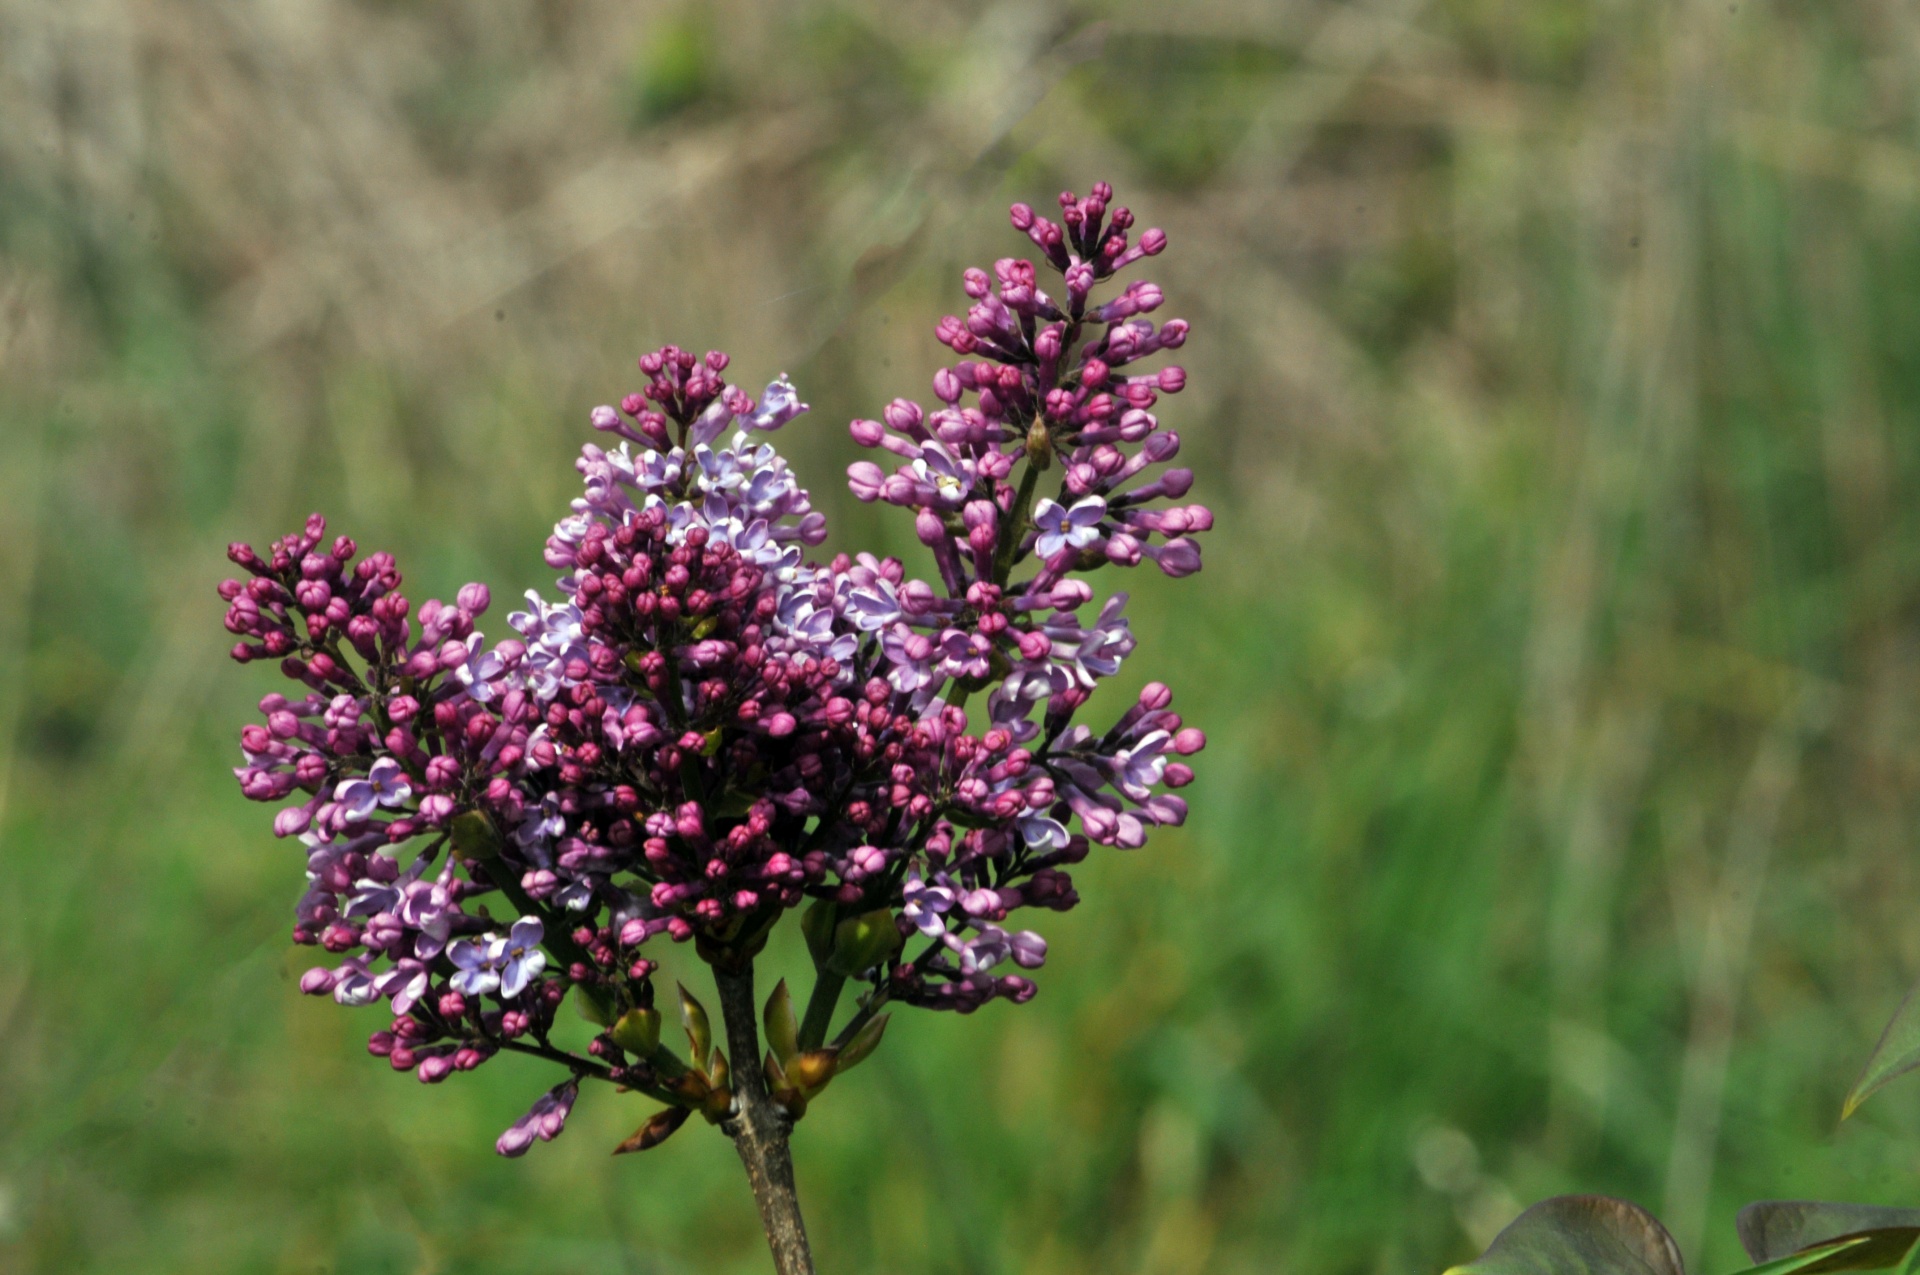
[1016,807,1070,850]
[910,443,975,507]
[748,375,808,431]
[343,878,401,918]
[952,925,1011,974]
[901,874,954,936]
[1033,496,1107,560]
[448,917,546,999]
[1111,729,1171,801]
[455,634,511,703]
[845,578,902,631]
[334,757,412,822]
[447,937,499,997]
[499,918,547,997]
[375,959,430,1015]
[331,956,379,1006]
[881,624,937,693]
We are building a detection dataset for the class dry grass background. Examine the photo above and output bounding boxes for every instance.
[7,0,1920,1272]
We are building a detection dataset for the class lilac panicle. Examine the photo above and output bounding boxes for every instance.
[218,183,1205,1160]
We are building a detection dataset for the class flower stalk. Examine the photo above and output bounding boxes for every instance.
[713,963,815,1275]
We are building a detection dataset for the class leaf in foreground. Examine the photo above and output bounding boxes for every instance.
[1444,1196,1683,1275]
[1845,977,1920,1118]
[1737,1202,1920,1272]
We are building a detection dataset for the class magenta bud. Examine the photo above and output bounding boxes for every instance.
[590,405,622,432]
[883,398,923,433]
[1155,538,1201,577]
[1009,202,1035,229]
[418,1054,454,1083]
[299,967,335,995]
[1174,728,1206,754]
[850,418,886,447]
[1141,228,1167,254]
[1139,682,1173,711]
[847,461,885,502]
[898,579,938,614]
[915,508,945,547]
[457,583,491,614]
[1157,366,1186,393]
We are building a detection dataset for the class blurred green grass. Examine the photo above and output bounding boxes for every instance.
[7,1,1920,1272]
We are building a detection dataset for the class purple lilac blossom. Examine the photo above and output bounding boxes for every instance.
[219,182,1206,1159]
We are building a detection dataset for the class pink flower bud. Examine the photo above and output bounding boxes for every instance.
[915,508,946,547]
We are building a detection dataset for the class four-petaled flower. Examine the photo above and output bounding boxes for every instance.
[902,874,954,936]
[1032,496,1107,560]
[449,917,546,999]
[335,758,412,821]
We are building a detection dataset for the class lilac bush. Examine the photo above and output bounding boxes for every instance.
[218,182,1206,1274]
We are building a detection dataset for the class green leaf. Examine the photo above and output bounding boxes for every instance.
[825,909,904,976]
[1738,1203,1920,1270]
[1894,1234,1920,1275]
[763,979,799,1067]
[801,898,838,966]
[834,1012,890,1073]
[1443,1196,1683,1275]
[1724,1238,1876,1275]
[449,809,502,859]
[571,982,615,1027]
[1846,976,1920,1117]
[677,983,711,1071]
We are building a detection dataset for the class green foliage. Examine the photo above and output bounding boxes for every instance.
[1443,1197,1682,1275]
[1845,983,1920,1119]
[1737,1204,1920,1271]
[630,9,720,127]
[1076,35,1291,187]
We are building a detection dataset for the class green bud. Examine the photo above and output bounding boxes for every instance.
[835,1012,890,1073]
[678,983,712,1071]
[789,1049,837,1092]
[613,1106,690,1154]
[1025,418,1054,469]
[825,909,904,976]
[763,980,799,1066]
[611,1007,662,1056]
[450,809,502,859]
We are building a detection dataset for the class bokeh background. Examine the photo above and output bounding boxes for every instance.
[7,0,1920,1271]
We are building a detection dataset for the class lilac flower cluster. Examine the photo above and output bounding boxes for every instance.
[219,183,1206,1160]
